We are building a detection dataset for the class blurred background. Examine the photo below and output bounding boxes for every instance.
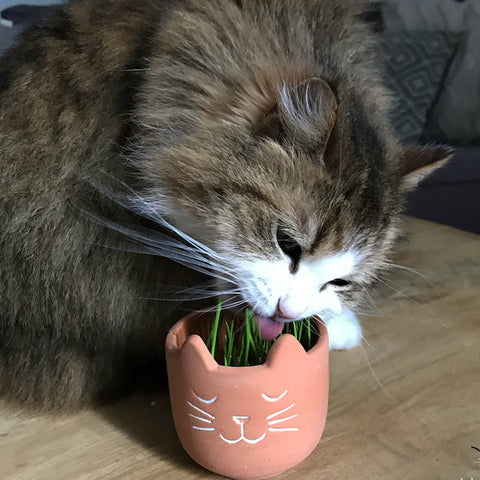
[1,0,479,233]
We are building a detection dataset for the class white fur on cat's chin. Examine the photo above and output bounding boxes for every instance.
[324,310,362,350]
[235,250,358,320]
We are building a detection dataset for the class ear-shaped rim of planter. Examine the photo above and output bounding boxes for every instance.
[165,313,328,373]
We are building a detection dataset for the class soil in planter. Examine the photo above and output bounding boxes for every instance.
[205,302,320,367]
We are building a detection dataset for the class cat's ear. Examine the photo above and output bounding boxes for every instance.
[400,145,454,190]
[258,77,338,153]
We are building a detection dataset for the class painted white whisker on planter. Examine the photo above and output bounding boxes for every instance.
[268,414,298,426]
[189,414,212,424]
[266,403,295,420]
[187,401,215,420]
[268,427,299,432]
[188,389,300,445]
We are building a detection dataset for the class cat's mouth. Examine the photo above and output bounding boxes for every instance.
[254,314,285,341]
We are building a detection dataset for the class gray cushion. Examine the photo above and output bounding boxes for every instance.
[381,31,460,144]
[381,0,480,146]
[381,0,468,32]
[424,2,480,146]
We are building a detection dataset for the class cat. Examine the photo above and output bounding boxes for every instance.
[0,0,451,409]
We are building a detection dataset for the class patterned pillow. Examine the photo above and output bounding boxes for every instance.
[381,0,480,146]
[424,1,480,146]
[381,31,460,144]
[381,0,468,33]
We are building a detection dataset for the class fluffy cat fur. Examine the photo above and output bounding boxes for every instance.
[0,0,451,409]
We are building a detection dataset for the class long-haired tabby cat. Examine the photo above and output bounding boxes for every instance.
[0,0,451,409]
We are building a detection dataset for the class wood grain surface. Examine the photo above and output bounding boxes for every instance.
[1,218,479,480]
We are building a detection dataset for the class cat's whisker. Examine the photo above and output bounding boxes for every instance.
[356,312,381,318]
[377,261,435,285]
[88,174,244,287]
[360,342,393,400]
[192,304,227,315]
[84,210,238,284]
[359,333,377,352]
[135,289,242,302]
[237,297,263,326]
[312,316,326,334]
[358,286,379,311]
[117,68,148,73]
[191,294,248,315]
[128,277,247,303]
[150,281,249,300]
[268,414,298,426]
[306,320,321,337]
[94,208,225,272]
[124,190,221,260]
[222,300,250,310]
[374,276,424,308]
[235,306,249,317]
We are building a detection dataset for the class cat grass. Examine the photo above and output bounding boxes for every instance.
[206,300,317,367]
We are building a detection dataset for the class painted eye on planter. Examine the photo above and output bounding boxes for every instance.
[262,390,288,402]
[193,391,217,404]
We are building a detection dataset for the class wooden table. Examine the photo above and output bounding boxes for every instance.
[1,218,479,480]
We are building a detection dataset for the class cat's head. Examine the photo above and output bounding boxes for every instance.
[136,64,451,324]
[130,2,453,325]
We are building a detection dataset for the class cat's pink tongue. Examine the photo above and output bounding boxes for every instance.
[255,315,284,341]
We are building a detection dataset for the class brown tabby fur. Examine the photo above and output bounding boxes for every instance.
[0,0,450,409]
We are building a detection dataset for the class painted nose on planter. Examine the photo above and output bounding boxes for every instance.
[233,416,250,425]
[276,298,302,320]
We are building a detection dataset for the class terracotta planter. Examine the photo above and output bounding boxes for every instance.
[165,313,329,480]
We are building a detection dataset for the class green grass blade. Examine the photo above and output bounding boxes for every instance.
[297,320,303,342]
[244,314,253,366]
[307,317,312,346]
[224,333,228,367]
[251,310,262,345]
[263,340,269,360]
[205,317,215,352]
[225,321,234,366]
[285,322,291,336]
[209,300,222,360]
[225,321,233,366]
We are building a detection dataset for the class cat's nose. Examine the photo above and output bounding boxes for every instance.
[233,415,250,425]
[276,298,301,320]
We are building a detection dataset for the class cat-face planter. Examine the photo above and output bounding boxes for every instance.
[165,314,329,480]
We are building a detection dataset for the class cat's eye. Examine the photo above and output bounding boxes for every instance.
[276,226,302,267]
[327,278,351,288]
